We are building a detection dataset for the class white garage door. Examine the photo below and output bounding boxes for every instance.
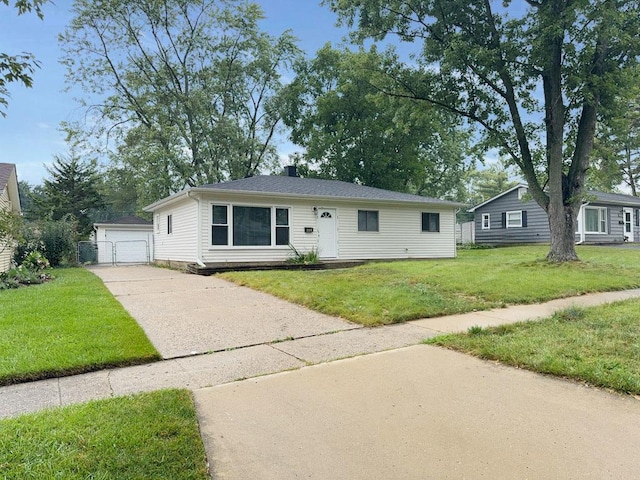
[102,229,153,264]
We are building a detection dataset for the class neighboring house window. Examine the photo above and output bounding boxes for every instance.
[212,205,229,245]
[358,210,379,232]
[421,212,440,232]
[482,213,490,230]
[211,204,291,247]
[502,211,528,228]
[584,207,607,234]
[275,208,290,246]
[517,187,528,200]
[167,214,173,235]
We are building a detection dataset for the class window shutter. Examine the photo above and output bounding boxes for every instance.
[501,212,506,228]
[636,209,639,227]
[522,210,528,227]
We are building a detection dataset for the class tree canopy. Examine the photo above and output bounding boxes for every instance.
[60,0,301,200]
[281,44,472,199]
[327,0,640,261]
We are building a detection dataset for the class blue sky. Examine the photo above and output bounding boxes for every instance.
[0,0,350,185]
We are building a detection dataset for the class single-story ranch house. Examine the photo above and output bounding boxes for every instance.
[0,163,21,272]
[470,184,640,245]
[143,170,464,267]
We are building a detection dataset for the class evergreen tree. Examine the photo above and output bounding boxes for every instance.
[37,153,105,238]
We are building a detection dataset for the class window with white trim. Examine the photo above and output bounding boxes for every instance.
[211,204,290,247]
[584,207,607,234]
[358,210,379,232]
[506,211,522,228]
[482,213,490,230]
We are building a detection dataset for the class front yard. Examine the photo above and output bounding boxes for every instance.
[220,245,640,326]
[0,389,209,479]
[0,268,160,385]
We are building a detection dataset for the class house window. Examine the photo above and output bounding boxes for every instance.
[167,214,173,235]
[211,204,291,247]
[212,205,229,245]
[517,187,528,200]
[506,211,522,228]
[585,207,607,234]
[358,210,379,232]
[275,208,290,246]
[482,213,490,230]
[421,212,440,232]
[233,206,271,246]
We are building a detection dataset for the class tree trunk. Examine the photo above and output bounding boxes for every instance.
[547,201,579,262]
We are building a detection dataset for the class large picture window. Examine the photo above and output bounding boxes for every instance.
[233,206,271,246]
[585,207,607,234]
[211,204,290,247]
[421,212,440,232]
[358,210,379,232]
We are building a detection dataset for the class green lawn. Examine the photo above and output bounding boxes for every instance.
[427,300,640,395]
[0,389,209,480]
[220,246,640,325]
[0,268,160,385]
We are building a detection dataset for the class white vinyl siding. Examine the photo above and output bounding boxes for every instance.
[153,198,198,262]
[0,188,12,272]
[192,193,457,263]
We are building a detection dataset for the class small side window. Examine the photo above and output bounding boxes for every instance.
[358,210,379,232]
[421,212,440,232]
[482,213,490,230]
[167,214,173,235]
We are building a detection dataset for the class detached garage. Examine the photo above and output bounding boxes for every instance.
[92,216,154,265]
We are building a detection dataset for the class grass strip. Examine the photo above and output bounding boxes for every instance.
[427,300,640,394]
[0,389,209,479]
[220,245,640,325]
[0,268,160,385]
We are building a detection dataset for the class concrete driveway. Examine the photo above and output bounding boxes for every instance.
[88,265,358,359]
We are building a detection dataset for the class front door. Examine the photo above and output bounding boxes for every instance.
[623,208,634,242]
[317,208,337,258]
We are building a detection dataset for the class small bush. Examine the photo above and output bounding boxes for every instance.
[21,250,51,272]
[287,244,320,265]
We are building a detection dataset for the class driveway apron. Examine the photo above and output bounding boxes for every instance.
[195,345,640,480]
[87,265,358,359]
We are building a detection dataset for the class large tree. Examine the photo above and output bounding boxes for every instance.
[327,0,640,262]
[60,0,300,194]
[591,68,640,195]
[282,44,472,198]
[0,0,47,116]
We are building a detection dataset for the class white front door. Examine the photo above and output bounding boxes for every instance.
[623,208,634,242]
[317,208,338,258]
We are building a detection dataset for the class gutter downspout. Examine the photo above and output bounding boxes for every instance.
[576,202,588,245]
[187,191,206,267]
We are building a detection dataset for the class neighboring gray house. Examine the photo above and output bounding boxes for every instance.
[144,171,464,267]
[469,185,640,245]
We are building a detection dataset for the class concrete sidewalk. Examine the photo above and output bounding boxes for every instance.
[1,288,639,419]
[196,345,640,479]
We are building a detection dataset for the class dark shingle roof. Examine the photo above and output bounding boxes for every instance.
[99,215,152,225]
[0,163,15,192]
[589,190,640,207]
[199,175,463,206]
